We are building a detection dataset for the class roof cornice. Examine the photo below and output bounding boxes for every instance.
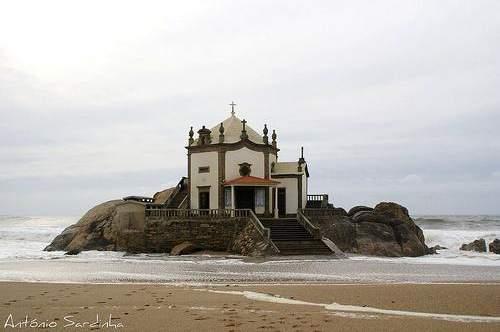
[186,137,279,154]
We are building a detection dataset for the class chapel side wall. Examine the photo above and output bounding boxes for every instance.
[190,151,219,209]
[277,177,299,215]
[225,147,265,179]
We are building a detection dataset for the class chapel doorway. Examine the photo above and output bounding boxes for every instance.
[278,188,286,217]
[235,187,255,210]
[198,190,210,210]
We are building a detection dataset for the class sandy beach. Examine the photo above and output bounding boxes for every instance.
[1,282,499,331]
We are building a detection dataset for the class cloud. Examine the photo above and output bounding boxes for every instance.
[0,1,499,214]
[399,174,423,185]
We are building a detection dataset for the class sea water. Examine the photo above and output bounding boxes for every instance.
[0,214,498,283]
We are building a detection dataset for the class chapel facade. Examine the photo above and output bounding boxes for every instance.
[186,104,309,218]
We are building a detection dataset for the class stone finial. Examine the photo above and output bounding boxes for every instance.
[240,119,248,140]
[271,129,277,148]
[263,124,269,144]
[219,122,225,143]
[197,125,212,145]
[188,126,194,146]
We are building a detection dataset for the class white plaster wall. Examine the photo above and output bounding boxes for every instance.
[275,177,298,215]
[190,151,219,209]
[225,147,264,180]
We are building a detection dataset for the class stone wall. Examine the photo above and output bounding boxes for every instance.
[231,221,277,256]
[114,211,275,256]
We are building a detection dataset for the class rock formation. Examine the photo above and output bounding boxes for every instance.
[308,202,431,257]
[44,197,277,257]
[45,200,121,252]
[45,196,430,258]
[152,187,176,204]
[460,239,487,252]
[170,242,201,256]
[488,239,500,254]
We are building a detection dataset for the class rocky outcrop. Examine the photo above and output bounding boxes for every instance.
[152,187,176,204]
[45,200,121,252]
[348,206,373,217]
[46,196,429,258]
[307,202,431,257]
[45,199,274,257]
[64,249,81,255]
[489,239,500,254]
[460,239,487,252]
[170,242,201,256]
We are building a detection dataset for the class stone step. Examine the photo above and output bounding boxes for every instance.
[273,240,333,255]
[260,218,334,255]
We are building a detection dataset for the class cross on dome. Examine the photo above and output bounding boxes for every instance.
[229,101,236,116]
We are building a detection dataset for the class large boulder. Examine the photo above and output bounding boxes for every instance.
[460,239,487,252]
[489,239,500,254]
[348,206,373,217]
[393,223,426,256]
[333,207,348,217]
[170,241,201,256]
[44,200,121,252]
[152,187,176,204]
[306,213,356,252]
[309,202,431,257]
[354,222,403,256]
[373,202,414,230]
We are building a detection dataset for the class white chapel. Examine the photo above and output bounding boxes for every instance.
[186,103,309,218]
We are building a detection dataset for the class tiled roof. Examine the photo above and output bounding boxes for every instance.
[272,162,300,174]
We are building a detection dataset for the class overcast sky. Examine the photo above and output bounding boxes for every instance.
[1,0,499,216]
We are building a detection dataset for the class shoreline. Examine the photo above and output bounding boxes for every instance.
[1,280,500,286]
[1,282,499,331]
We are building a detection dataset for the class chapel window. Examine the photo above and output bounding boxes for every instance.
[255,188,265,208]
[198,166,210,173]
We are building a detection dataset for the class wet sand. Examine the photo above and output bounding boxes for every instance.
[0,282,499,331]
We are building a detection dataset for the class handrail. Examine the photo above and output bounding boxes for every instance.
[177,194,188,209]
[307,194,328,201]
[248,210,280,253]
[145,208,250,218]
[164,187,182,208]
[297,209,321,239]
[306,194,330,208]
[248,210,269,239]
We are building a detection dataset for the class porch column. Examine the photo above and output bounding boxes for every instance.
[274,186,279,219]
[231,185,235,211]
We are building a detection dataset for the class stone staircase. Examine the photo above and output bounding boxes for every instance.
[261,218,333,255]
[165,177,189,208]
[166,190,188,208]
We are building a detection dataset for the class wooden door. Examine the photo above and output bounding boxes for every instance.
[199,191,210,210]
[278,188,286,217]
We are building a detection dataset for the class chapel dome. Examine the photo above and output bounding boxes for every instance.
[209,114,264,144]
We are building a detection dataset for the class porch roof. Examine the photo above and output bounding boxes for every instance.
[223,175,280,187]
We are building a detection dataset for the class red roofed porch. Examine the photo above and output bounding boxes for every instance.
[223,176,280,218]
